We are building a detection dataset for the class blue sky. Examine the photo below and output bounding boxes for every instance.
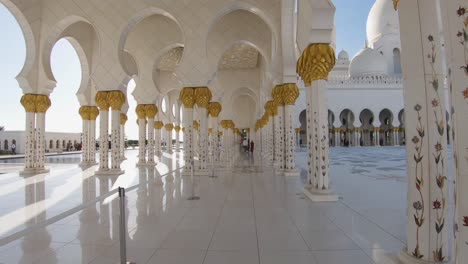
[0,0,375,140]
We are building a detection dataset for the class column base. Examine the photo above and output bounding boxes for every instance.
[274,168,284,175]
[181,169,193,177]
[194,169,211,176]
[303,186,339,202]
[145,161,157,167]
[398,247,450,264]
[79,162,98,167]
[136,161,147,167]
[95,169,125,176]
[20,168,50,176]
[283,169,300,177]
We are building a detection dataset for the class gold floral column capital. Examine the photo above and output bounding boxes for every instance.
[120,113,128,125]
[144,104,158,119]
[154,121,164,129]
[297,43,336,86]
[272,85,285,106]
[194,87,212,108]
[282,83,300,105]
[265,100,278,117]
[20,94,37,113]
[174,125,181,132]
[393,0,399,10]
[35,95,51,113]
[108,90,126,111]
[227,120,235,130]
[208,102,222,117]
[220,120,229,129]
[179,87,196,108]
[89,107,99,120]
[165,124,174,131]
[95,91,110,111]
[79,106,90,120]
[135,104,147,119]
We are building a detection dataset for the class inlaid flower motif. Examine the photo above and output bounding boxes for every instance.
[458,31,464,37]
[463,216,468,226]
[432,99,439,107]
[428,35,434,42]
[457,6,466,17]
[414,104,422,111]
[435,142,443,152]
[413,201,423,211]
[464,88,468,99]
[433,200,442,210]
[412,136,420,144]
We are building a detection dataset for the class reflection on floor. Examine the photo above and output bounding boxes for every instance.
[0,148,416,263]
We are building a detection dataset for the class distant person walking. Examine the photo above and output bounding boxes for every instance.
[250,140,254,154]
[242,138,248,152]
[11,143,16,155]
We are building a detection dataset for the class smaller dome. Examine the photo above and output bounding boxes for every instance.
[338,50,349,61]
[349,48,388,77]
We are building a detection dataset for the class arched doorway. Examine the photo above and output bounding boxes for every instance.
[299,110,306,148]
[398,109,405,145]
[359,109,375,146]
[339,109,355,146]
[379,109,394,146]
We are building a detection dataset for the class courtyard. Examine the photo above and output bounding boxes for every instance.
[0,147,439,264]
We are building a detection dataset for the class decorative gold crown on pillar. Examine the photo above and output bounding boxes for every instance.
[282,84,300,105]
[144,104,158,119]
[179,87,196,108]
[296,44,336,86]
[120,113,128,125]
[154,121,164,129]
[194,87,212,108]
[272,85,284,106]
[208,102,222,117]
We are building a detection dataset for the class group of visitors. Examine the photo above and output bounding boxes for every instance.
[241,138,254,154]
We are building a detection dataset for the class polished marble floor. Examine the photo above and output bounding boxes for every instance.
[0,147,430,264]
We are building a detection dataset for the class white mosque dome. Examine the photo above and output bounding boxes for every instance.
[349,48,388,77]
[366,0,400,47]
[338,50,349,61]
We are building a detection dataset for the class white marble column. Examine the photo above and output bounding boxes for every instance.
[441,1,468,262]
[108,91,125,174]
[120,113,127,161]
[145,105,157,166]
[272,85,285,171]
[136,104,147,166]
[96,92,110,173]
[208,103,222,162]
[220,122,229,161]
[20,95,36,174]
[88,108,98,164]
[354,128,361,147]
[274,105,283,170]
[34,95,50,172]
[79,107,90,165]
[282,84,300,176]
[165,124,173,154]
[174,125,181,152]
[210,117,219,161]
[297,44,338,202]
[154,121,163,158]
[179,88,195,174]
[396,1,449,262]
[194,87,211,172]
[374,128,380,146]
